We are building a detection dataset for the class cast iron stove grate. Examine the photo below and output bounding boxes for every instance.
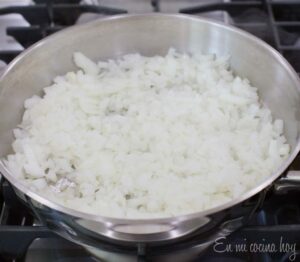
[151,0,300,74]
[0,0,127,64]
[179,0,300,74]
[1,175,300,262]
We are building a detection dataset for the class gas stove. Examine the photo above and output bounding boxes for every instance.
[1,1,300,262]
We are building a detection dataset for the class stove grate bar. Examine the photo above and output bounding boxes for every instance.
[0,51,21,64]
[0,5,49,25]
[179,1,264,15]
[0,4,127,26]
[33,0,81,4]
[0,226,56,260]
[7,26,64,48]
[264,0,281,52]
[151,0,160,12]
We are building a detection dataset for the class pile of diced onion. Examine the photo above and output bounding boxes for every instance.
[3,49,290,218]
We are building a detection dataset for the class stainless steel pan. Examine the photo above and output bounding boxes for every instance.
[0,14,300,247]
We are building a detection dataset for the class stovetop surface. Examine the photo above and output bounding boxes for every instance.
[1,177,300,262]
[1,1,300,262]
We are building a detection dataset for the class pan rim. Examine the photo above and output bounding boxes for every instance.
[1,13,300,224]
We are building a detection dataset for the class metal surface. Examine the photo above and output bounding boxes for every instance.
[0,14,300,245]
[2,178,300,261]
[274,170,300,194]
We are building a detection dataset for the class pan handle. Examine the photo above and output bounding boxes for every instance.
[273,170,300,194]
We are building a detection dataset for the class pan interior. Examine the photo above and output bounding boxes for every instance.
[0,14,300,218]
